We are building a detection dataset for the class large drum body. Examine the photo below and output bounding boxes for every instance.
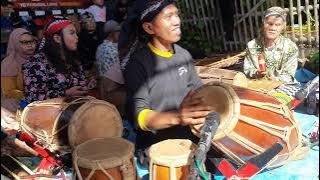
[20,96,122,152]
[73,137,136,180]
[190,82,303,168]
[148,139,196,180]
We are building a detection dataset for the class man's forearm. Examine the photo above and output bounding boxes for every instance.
[144,111,181,130]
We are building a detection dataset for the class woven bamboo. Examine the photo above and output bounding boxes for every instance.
[194,51,246,69]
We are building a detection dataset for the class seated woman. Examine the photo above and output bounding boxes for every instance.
[1,28,36,130]
[244,7,299,83]
[22,16,88,103]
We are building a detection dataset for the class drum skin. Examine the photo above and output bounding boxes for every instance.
[73,137,136,180]
[191,82,303,168]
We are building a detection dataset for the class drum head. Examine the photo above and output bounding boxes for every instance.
[148,139,196,167]
[190,82,240,140]
[73,137,134,169]
[68,99,123,148]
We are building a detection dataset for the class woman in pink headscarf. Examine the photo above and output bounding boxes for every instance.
[1,28,36,130]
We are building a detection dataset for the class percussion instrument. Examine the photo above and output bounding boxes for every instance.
[148,139,196,180]
[195,66,248,87]
[190,82,304,168]
[20,96,122,152]
[73,137,136,180]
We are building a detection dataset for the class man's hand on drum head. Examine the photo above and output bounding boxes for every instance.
[178,90,213,126]
[65,86,88,96]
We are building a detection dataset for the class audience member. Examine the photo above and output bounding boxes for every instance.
[78,12,100,72]
[244,6,299,83]
[1,28,36,130]
[96,20,125,115]
[84,0,107,42]
[22,16,88,103]
[1,28,36,107]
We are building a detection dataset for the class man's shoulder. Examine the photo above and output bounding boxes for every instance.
[247,39,260,48]
[281,36,298,49]
[97,40,110,49]
[174,44,190,55]
[173,44,193,62]
[131,44,151,59]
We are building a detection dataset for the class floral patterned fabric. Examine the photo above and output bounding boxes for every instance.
[244,35,299,83]
[22,52,87,103]
[96,39,124,84]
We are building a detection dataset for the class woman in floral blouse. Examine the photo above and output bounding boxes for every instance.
[22,16,88,103]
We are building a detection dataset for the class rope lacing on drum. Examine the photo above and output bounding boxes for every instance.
[20,97,95,152]
[213,141,246,165]
[239,99,286,116]
[120,159,135,180]
[98,163,115,180]
[74,158,116,180]
[239,115,287,140]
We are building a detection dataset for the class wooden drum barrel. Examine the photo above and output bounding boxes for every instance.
[148,139,196,180]
[190,82,304,168]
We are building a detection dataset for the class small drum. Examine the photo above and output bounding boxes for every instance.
[148,139,196,180]
[73,137,136,180]
[190,82,304,168]
[195,66,248,88]
[20,96,122,152]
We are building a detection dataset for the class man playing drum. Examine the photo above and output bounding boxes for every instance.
[121,0,211,151]
[243,6,299,83]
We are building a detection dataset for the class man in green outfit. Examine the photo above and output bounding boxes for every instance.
[244,6,299,83]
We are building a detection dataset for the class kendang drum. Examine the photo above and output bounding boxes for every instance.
[20,96,122,152]
[73,137,136,180]
[190,82,304,168]
[148,139,196,180]
[195,66,248,88]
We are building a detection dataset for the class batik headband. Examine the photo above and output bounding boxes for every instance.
[43,16,72,37]
[38,16,72,51]
[140,0,175,22]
